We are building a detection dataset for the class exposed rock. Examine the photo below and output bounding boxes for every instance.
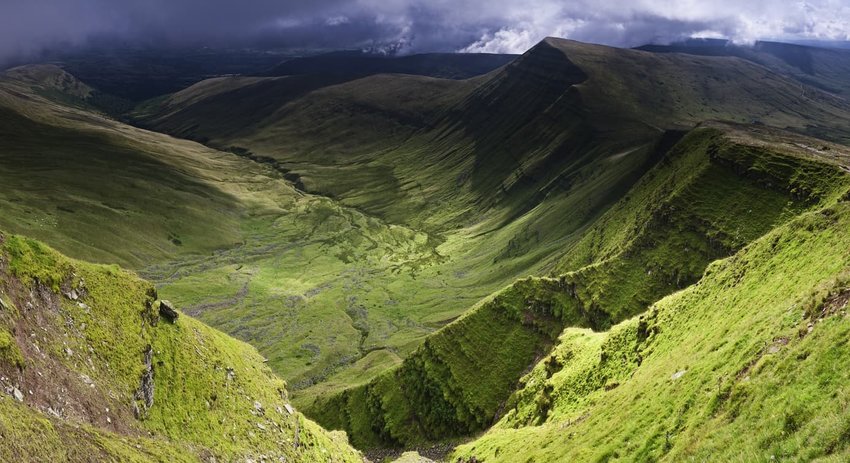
[284,403,294,415]
[144,300,158,327]
[158,300,179,323]
[11,387,23,402]
[253,401,265,415]
[670,370,687,381]
[134,345,154,419]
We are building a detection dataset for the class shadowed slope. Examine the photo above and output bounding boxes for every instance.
[0,66,250,267]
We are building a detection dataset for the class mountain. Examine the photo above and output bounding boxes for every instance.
[26,47,290,102]
[3,36,850,462]
[137,38,850,228]
[451,129,850,462]
[637,38,850,97]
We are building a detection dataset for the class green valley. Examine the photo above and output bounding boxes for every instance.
[1,31,850,463]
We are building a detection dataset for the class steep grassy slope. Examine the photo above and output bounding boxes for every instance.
[0,232,361,462]
[305,125,850,449]
[453,164,850,463]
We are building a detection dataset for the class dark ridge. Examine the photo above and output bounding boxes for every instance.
[267,50,517,79]
[639,39,819,75]
[637,38,850,96]
[41,47,287,102]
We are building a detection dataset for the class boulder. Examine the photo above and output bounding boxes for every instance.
[158,300,179,323]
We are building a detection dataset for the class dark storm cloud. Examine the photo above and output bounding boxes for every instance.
[2,0,849,61]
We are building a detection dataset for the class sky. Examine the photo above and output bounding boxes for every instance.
[2,0,850,60]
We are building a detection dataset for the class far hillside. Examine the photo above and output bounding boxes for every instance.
[637,38,850,96]
[267,50,517,79]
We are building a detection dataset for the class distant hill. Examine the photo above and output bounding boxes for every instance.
[637,38,850,96]
[267,50,517,79]
[11,47,289,103]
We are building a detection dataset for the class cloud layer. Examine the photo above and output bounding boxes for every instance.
[2,0,849,60]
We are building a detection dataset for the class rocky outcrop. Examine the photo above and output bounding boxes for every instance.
[133,345,154,419]
[158,300,179,323]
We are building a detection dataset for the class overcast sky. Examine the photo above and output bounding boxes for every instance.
[2,0,849,60]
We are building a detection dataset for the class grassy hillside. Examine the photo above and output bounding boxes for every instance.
[0,231,361,462]
[305,125,850,449]
[0,65,253,267]
[130,38,850,442]
[453,153,850,463]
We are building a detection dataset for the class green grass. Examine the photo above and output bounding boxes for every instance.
[452,198,850,463]
[0,232,362,462]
